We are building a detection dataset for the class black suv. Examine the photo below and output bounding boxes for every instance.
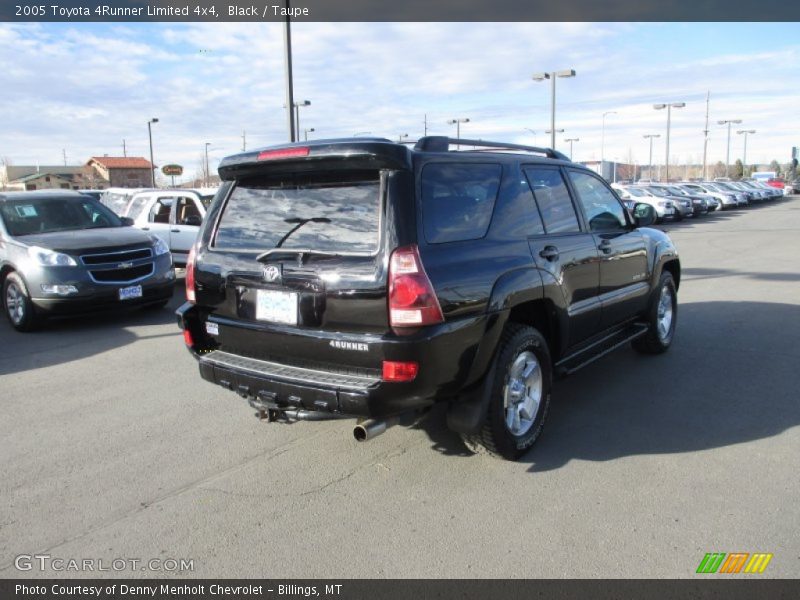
[177,137,680,460]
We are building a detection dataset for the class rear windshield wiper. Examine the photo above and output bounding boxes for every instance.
[256,248,342,263]
[255,217,334,263]
[275,217,331,248]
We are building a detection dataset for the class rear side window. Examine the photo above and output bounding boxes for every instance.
[421,163,501,244]
[523,167,580,234]
[214,171,382,254]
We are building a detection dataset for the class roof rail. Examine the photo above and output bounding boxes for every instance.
[413,136,571,161]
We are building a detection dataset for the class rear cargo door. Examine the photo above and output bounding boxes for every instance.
[205,169,391,371]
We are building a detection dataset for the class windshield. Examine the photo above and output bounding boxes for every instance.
[1,196,123,236]
[666,186,687,195]
[646,186,670,196]
[625,187,648,197]
[213,170,382,254]
[100,191,135,216]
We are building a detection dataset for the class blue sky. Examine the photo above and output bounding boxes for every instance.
[0,22,797,181]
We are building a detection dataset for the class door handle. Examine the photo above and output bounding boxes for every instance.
[598,239,613,254]
[170,229,180,233]
[141,227,149,231]
[539,246,559,261]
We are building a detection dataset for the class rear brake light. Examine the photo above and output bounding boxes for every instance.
[388,245,443,328]
[185,245,196,303]
[183,328,194,347]
[382,360,419,382]
[257,147,309,161]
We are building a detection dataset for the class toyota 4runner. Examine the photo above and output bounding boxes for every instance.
[176,137,680,460]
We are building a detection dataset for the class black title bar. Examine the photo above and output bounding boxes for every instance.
[2,0,799,22]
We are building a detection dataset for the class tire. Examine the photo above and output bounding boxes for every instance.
[3,272,41,332]
[460,324,552,460]
[632,271,677,355]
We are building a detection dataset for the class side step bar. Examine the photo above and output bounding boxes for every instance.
[555,323,648,376]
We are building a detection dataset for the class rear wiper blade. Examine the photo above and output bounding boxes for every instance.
[274,216,331,249]
[256,248,342,263]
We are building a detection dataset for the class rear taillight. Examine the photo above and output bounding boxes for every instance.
[388,245,443,328]
[185,245,196,303]
[382,360,419,382]
[183,329,194,347]
[257,147,309,161]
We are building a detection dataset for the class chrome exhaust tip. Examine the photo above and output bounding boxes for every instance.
[353,419,391,442]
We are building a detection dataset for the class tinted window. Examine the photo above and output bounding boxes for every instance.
[421,163,501,244]
[214,171,381,254]
[523,167,580,234]
[0,197,121,236]
[568,171,627,232]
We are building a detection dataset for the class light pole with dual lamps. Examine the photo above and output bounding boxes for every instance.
[718,119,742,178]
[653,102,685,182]
[737,129,756,176]
[293,100,311,141]
[532,68,576,150]
[447,118,470,139]
[564,138,580,160]
[147,118,158,187]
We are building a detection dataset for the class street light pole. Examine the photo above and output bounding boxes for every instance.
[398,133,409,143]
[643,134,660,181]
[304,127,315,141]
[447,118,470,140]
[601,111,616,170]
[147,118,158,188]
[737,129,756,177]
[564,138,580,160]
[718,119,742,178]
[653,102,685,182]
[204,142,211,187]
[532,69,576,150]
[294,100,310,140]
[282,1,296,142]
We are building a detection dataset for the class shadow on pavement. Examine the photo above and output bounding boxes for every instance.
[419,301,800,469]
[0,281,184,376]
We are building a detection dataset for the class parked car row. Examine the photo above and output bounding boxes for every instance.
[612,179,785,223]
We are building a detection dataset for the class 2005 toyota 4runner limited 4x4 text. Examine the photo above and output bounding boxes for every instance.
[176,136,679,460]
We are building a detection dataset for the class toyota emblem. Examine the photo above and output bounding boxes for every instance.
[263,265,281,282]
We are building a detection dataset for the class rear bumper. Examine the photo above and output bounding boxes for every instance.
[176,302,501,419]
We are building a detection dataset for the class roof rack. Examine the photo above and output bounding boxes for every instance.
[413,136,571,161]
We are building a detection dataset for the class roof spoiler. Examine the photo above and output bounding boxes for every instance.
[413,136,571,161]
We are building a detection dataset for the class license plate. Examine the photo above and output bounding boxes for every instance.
[119,285,143,301]
[256,289,297,325]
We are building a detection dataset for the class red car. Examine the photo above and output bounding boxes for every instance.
[766,178,786,189]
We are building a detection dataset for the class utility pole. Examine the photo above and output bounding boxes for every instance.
[241,130,246,152]
[702,91,710,180]
[62,149,67,166]
[282,0,296,142]
[423,114,428,136]
[122,139,127,157]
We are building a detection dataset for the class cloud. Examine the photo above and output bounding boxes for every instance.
[0,22,796,175]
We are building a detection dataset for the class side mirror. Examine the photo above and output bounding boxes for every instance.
[120,216,134,226]
[633,203,656,227]
[181,215,203,226]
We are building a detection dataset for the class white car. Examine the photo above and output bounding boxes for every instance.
[612,184,675,222]
[122,189,214,266]
[677,183,739,210]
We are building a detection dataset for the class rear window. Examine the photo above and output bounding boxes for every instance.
[421,163,501,244]
[214,171,382,254]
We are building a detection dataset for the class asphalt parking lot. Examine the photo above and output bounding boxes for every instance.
[1,196,798,579]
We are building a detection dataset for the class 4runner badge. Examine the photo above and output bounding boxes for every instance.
[330,340,369,352]
[263,265,282,282]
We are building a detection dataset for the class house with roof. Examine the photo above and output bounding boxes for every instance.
[4,171,78,191]
[86,156,155,188]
